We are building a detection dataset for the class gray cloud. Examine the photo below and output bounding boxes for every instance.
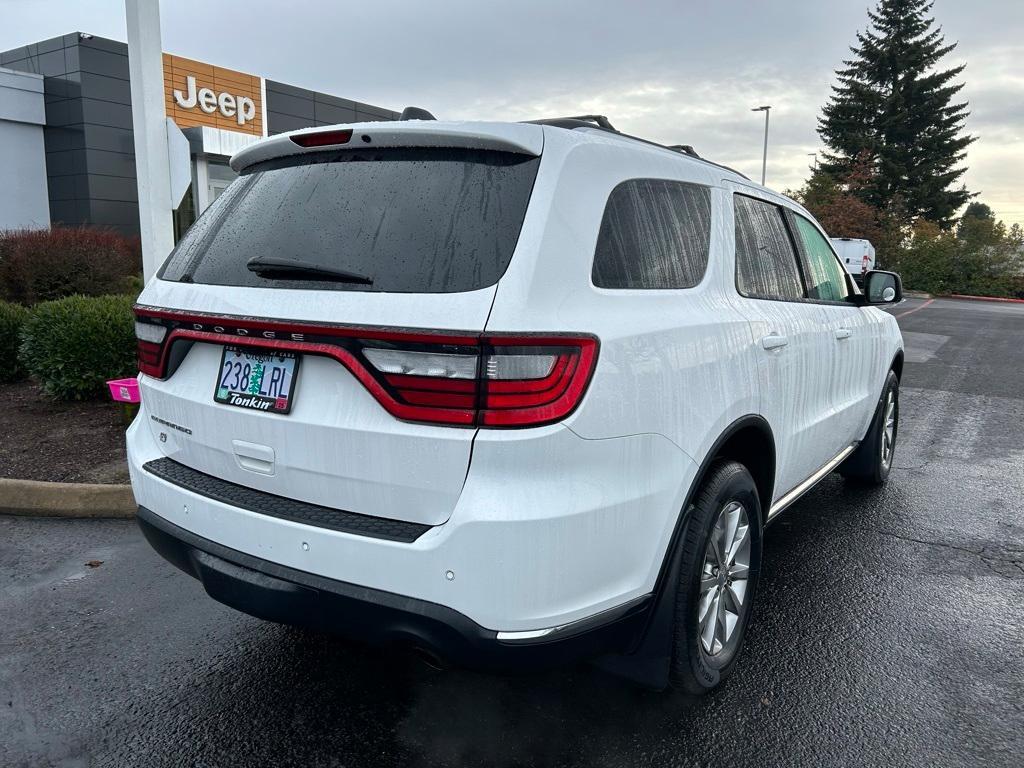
[2,0,1022,223]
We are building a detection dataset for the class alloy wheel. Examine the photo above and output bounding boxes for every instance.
[881,389,897,468]
[698,500,751,656]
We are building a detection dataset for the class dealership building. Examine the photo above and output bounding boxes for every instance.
[0,32,399,236]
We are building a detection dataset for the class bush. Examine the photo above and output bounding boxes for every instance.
[887,218,1024,297]
[19,294,137,400]
[0,300,29,383]
[0,227,141,305]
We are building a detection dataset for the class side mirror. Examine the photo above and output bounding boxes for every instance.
[863,270,903,305]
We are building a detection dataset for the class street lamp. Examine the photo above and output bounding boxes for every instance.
[751,105,771,185]
[807,152,818,171]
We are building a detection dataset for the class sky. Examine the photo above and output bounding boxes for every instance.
[3,0,1022,227]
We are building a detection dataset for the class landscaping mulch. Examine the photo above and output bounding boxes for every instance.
[0,381,130,484]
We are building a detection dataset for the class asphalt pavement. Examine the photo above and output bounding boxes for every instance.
[2,296,1022,768]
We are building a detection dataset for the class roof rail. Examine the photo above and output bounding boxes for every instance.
[526,116,617,131]
[526,116,749,181]
[666,144,700,158]
[562,114,617,131]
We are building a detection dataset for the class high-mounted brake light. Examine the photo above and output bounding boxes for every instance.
[289,129,354,148]
[133,307,598,428]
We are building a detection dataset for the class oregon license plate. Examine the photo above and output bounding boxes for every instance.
[215,346,299,414]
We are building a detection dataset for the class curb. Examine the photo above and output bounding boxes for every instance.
[0,478,135,519]
[903,290,933,299]
[948,293,1024,304]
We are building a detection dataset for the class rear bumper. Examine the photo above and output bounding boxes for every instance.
[128,401,695,633]
[137,505,652,669]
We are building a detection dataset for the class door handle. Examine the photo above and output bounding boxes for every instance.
[760,334,789,350]
[834,328,852,340]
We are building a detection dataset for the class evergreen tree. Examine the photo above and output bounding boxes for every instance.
[818,0,974,227]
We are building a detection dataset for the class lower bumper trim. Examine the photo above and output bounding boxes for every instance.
[136,505,652,671]
[495,595,653,644]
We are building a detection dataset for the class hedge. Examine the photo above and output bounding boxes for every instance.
[0,227,141,305]
[0,300,29,383]
[19,294,137,400]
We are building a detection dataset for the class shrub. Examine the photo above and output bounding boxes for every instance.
[0,227,141,305]
[887,218,1024,297]
[19,294,137,400]
[0,300,30,383]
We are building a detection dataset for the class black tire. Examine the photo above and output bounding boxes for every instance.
[669,460,762,693]
[839,370,899,485]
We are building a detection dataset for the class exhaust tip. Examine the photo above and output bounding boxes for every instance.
[411,646,446,671]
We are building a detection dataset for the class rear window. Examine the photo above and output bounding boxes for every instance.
[159,148,540,293]
[733,194,805,301]
[592,179,712,289]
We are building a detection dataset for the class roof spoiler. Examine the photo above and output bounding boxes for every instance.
[230,121,544,172]
[399,106,437,121]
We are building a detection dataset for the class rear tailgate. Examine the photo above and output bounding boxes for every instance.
[135,284,494,526]
[136,125,543,527]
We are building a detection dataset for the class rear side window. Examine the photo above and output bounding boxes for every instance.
[733,195,805,301]
[592,179,712,289]
[159,148,540,293]
[791,214,850,302]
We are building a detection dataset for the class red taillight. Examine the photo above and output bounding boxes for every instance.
[289,129,353,147]
[136,340,163,377]
[133,318,167,377]
[479,339,596,426]
[133,307,598,428]
[360,337,597,427]
[861,253,870,274]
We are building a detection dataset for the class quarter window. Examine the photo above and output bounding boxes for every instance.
[791,214,850,302]
[733,195,805,301]
[592,179,712,289]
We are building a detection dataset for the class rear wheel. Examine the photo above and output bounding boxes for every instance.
[840,370,899,484]
[669,460,762,693]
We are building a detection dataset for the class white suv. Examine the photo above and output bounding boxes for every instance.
[129,116,904,692]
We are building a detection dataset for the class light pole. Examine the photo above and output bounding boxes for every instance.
[751,105,771,185]
[807,152,818,171]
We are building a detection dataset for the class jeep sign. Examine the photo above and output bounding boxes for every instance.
[163,54,264,136]
[173,76,256,126]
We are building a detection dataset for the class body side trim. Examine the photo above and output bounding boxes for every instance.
[767,443,857,521]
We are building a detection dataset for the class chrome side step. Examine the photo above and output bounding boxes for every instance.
[767,443,856,521]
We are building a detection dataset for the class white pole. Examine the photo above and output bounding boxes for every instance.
[125,0,174,282]
[751,105,772,186]
[760,108,770,186]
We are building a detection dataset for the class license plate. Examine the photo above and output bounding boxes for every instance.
[215,346,299,414]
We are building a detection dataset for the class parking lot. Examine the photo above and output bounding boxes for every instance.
[2,296,1022,768]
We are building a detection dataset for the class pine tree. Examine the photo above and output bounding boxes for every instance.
[818,0,974,227]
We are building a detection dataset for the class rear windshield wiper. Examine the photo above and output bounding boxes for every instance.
[246,256,374,285]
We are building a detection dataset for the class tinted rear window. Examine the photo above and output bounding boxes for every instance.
[592,179,712,289]
[159,148,540,293]
[733,194,805,301]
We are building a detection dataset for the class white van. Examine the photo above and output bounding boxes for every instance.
[830,237,876,279]
[130,115,904,692]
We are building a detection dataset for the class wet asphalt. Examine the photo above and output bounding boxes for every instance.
[1,296,1022,768]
